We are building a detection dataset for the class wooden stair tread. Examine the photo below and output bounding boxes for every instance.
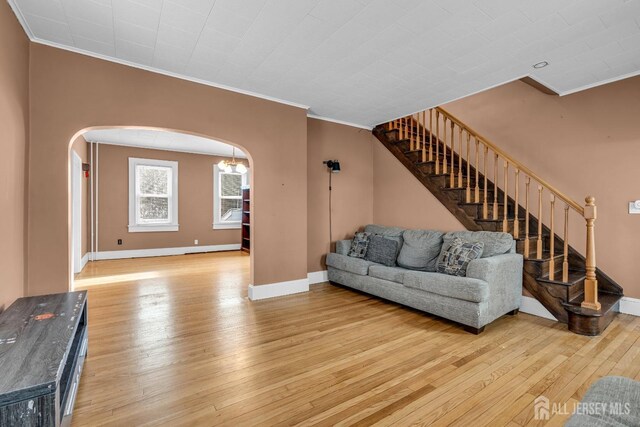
[526,251,564,262]
[564,292,622,317]
[515,235,538,241]
[475,217,518,223]
[440,186,492,193]
[537,270,585,286]
[458,202,501,206]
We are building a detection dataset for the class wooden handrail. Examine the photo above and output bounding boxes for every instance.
[436,106,584,215]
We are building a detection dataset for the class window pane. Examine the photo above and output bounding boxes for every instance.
[220,198,241,222]
[221,173,242,197]
[138,166,169,195]
[139,196,169,221]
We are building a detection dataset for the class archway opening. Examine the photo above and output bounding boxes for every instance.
[67,126,254,301]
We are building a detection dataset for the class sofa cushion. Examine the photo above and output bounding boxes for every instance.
[443,231,513,258]
[335,239,351,256]
[436,238,484,277]
[397,229,444,272]
[365,235,399,267]
[565,376,640,427]
[403,271,489,303]
[364,224,404,248]
[348,232,371,258]
[368,265,406,284]
[326,253,376,276]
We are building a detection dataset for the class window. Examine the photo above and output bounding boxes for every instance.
[128,158,179,232]
[213,164,249,229]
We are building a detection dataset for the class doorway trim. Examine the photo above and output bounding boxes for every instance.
[71,151,84,275]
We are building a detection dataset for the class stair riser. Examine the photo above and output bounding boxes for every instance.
[476,220,526,235]
[430,175,479,189]
[405,151,456,165]
[567,303,618,336]
[568,280,585,301]
[516,237,541,256]
[524,256,565,276]
[442,188,494,204]
[460,204,512,219]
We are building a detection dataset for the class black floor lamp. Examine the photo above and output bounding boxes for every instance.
[323,160,341,244]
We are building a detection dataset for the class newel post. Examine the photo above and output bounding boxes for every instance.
[582,196,601,311]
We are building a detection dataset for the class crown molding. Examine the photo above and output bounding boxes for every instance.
[9,0,639,132]
[26,36,310,111]
[7,0,34,40]
[307,114,372,130]
[559,69,640,97]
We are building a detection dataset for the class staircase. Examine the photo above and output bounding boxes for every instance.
[373,107,623,336]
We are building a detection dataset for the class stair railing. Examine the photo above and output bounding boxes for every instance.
[386,107,601,311]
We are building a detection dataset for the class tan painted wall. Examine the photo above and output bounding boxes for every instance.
[95,144,247,251]
[70,135,89,258]
[442,77,640,298]
[307,119,374,272]
[0,1,29,311]
[372,141,466,232]
[28,44,307,296]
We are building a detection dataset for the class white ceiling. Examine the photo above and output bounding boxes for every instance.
[9,0,640,128]
[83,128,247,158]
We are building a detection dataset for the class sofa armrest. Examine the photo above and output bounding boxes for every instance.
[335,239,351,256]
[467,253,523,319]
[466,253,522,283]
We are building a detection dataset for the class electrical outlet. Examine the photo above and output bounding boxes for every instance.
[117,239,122,245]
[194,239,199,245]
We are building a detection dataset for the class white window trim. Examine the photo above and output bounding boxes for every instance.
[213,164,249,230]
[128,157,179,233]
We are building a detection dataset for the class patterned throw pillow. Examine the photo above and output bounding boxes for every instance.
[436,237,484,277]
[348,232,371,258]
[365,235,399,267]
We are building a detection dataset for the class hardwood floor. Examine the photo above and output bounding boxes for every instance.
[72,252,640,426]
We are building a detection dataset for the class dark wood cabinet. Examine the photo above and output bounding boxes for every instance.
[241,186,250,253]
[0,292,88,426]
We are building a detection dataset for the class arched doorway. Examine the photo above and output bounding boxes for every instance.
[67,126,254,297]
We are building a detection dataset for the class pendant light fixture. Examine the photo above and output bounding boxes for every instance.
[218,147,247,174]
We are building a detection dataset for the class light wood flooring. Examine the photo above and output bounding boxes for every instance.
[72,252,640,426]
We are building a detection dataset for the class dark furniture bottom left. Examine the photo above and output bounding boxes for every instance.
[0,291,88,427]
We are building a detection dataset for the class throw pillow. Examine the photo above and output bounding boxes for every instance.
[436,237,484,277]
[442,231,512,258]
[364,224,404,249]
[348,232,371,258]
[397,229,444,271]
[365,235,399,267]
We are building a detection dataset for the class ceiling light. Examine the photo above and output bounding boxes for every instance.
[218,147,247,174]
[533,61,549,69]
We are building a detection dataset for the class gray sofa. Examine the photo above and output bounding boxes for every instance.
[566,376,640,426]
[326,225,523,334]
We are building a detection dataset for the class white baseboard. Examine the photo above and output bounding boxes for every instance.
[519,296,557,321]
[620,297,640,317]
[248,278,309,300]
[308,270,328,285]
[80,253,89,270]
[92,244,241,260]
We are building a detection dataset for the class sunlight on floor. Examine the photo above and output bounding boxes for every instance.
[74,270,164,287]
